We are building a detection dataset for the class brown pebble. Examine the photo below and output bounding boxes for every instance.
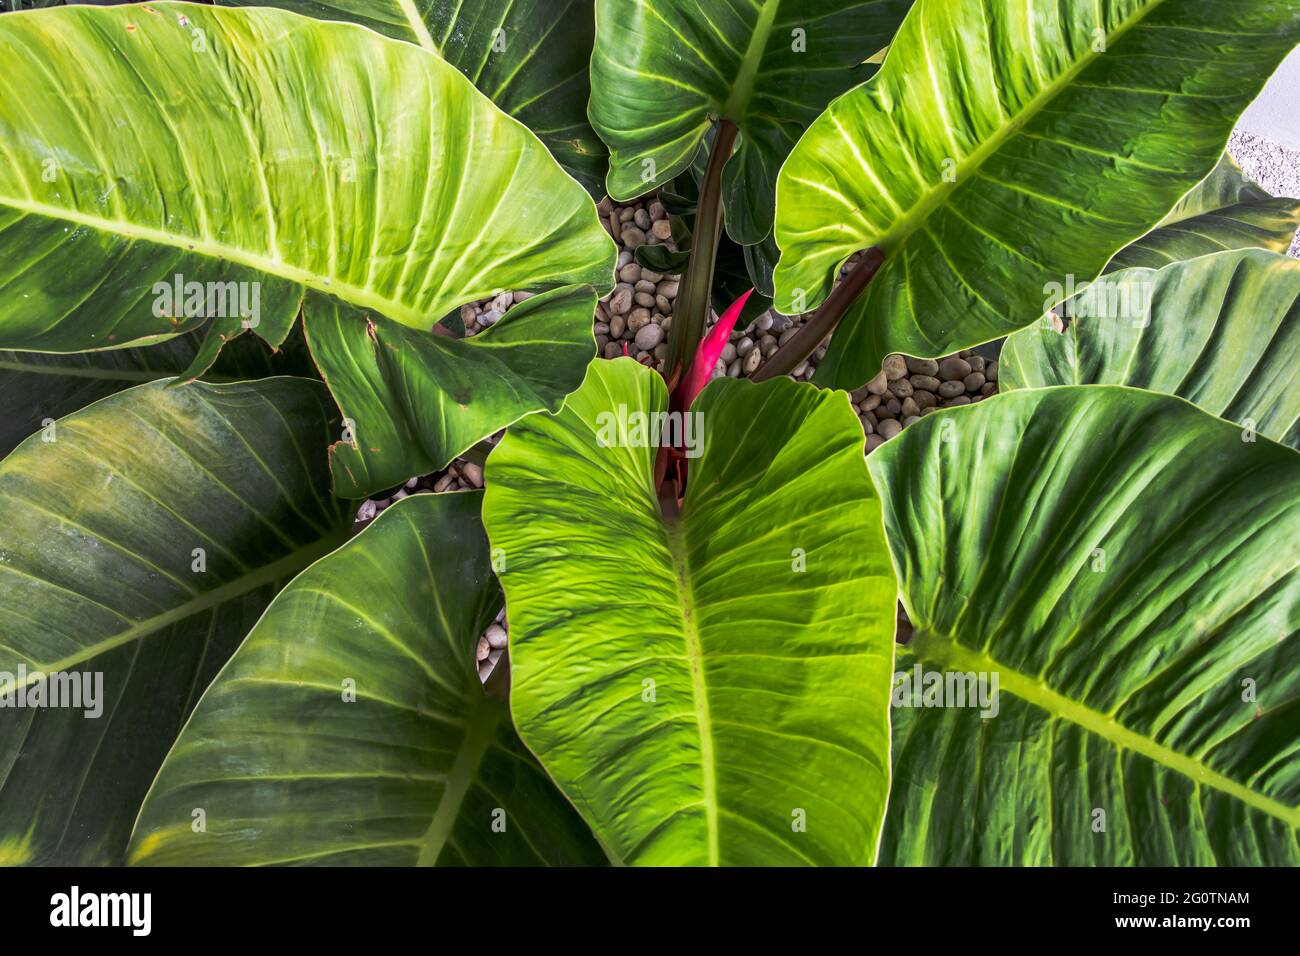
[905,356,940,376]
[964,372,986,392]
[883,354,908,380]
[866,370,890,395]
[910,374,941,393]
[938,356,972,381]
[888,377,914,398]
[938,380,965,399]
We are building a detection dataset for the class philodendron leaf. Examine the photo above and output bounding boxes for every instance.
[1105,153,1300,271]
[306,286,598,497]
[213,0,607,195]
[0,327,316,459]
[589,0,912,245]
[482,358,897,865]
[868,386,1300,865]
[0,377,351,865]
[129,492,606,866]
[1001,249,1300,448]
[0,3,615,496]
[773,0,1300,390]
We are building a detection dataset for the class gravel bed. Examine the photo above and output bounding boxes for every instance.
[351,454,485,528]
[1228,130,1300,258]
[856,350,1000,452]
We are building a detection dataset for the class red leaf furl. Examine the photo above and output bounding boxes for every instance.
[677,288,752,410]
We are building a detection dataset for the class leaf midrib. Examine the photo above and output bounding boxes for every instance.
[394,0,437,53]
[722,0,782,121]
[664,519,720,866]
[416,690,502,865]
[873,0,1168,255]
[0,196,431,330]
[911,631,1300,829]
[0,531,348,693]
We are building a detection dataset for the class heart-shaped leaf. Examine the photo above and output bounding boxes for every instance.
[129,492,606,866]
[868,386,1300,865]
[482,358,897,865]
[1106,152,1300,271]
[0,3,615,496]
[0,376,350,865]
[773,0,1300,389]
[1002,249,1300,448]
[589,0,912,245]
[212,0,607,195]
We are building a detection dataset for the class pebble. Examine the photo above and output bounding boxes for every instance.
[634,324,664,351]
[609,285,633,315]
[887,377,913,398]
[938,356,972,381]
[485,623,508,649]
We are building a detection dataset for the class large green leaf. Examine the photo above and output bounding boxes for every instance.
[773,0,1300,389]
[306,286,597,497]
[1002,249,1300,448]
[868,386,1300,865]
[482,358,897,865]
[212,0,607,195]
[0,2,615,496]
[0,377,350,865]
[129,492,605,866]
[589,0,912,246]
[1106,152,1300,271]
[0,327,315,459]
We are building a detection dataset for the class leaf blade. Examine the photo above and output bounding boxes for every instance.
[482,359,897,865]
